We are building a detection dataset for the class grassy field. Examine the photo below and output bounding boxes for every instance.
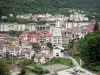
[43,58,74,67]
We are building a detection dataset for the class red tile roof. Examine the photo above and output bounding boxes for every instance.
[0,33,9,37]
[28,34,40,38]
[46,33,52,37]
[10,64,16,69]
[19,32,40,39]
[20,32,33,37]
[35,54,44,59]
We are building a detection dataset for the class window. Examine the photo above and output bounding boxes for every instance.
[46,40,49,42]
[53,37,57,39]
[56,55,59,56]
[56,53,59,56]
[54,40,57,42]
[56,53,59,54]
[58,40,61,42]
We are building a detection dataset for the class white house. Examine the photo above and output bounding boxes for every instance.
[23,50,34,59]
[10,49,17,56]
[53,46,64,57]
[40,47,50,55]
[0,46,7,56]
[16,14,32,19]
[0,23,9,31]
[34,54,45,64]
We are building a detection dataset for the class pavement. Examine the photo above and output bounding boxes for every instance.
[11,71,20,75]
[57,67,98,75]
[57,56,97,75]
[44,56,97,75]
[41,64,69,73]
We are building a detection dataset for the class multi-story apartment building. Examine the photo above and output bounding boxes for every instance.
[25,23,36,31]
[0,23,26,31]
[52,28,62,47]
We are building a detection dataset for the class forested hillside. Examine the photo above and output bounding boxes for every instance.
[10,0,100,14]
[0,0,100,16]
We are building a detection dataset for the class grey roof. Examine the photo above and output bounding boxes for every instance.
[52,28,62,36]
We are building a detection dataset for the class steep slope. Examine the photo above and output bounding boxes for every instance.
[10,0,100,14]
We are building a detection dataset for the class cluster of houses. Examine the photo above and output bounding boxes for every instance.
[0,19,95,64]
[16,11,88,22]
[0,21,94,32]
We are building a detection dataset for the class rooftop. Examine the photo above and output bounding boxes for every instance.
[52,28,62,36]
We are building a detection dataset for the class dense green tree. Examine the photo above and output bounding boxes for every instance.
[94,22,99,31]
[68,40,74,49]
[68,40,75,56]
[54,72,58,75]
[1,0,99,16]
[19,58,33,66]
[46,42,53,51]
[0,0,100,21]
[19,69,27,75]
[0,59,10,75]
[5,52,10,60]
[0,31,22,37]
[6,30,22,37]
[79,32,100,63]
[0,0,13,19]
[32,42,41,53]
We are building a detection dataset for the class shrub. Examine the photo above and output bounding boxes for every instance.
[20,59,33,66]
[31,66,49,74]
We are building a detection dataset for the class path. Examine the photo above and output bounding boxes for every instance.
[63,56,80,67]
[11,71,20,75]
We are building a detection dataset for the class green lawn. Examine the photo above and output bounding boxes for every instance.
[29,62,36,68]
[43,58,74,67]
[74,55,80,64]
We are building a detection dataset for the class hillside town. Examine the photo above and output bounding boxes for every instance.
[0,10,98,75]
[0,12,94,59]
[1,0,100,75]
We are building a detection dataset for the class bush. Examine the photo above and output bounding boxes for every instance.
[95,66,100,71]
[0,59,10,75]
[43,70,50,74]
[19,69,26,75]
[20,59,33,66]
[31,66,49,74]
[84,63,100,72]
[44,57,73,67]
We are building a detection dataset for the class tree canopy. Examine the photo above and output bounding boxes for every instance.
[32,42,41,53]
[0,0,13,18]
[19,69,26,75]
[0,59,10,75]
[46,42,53,50]
[1,0,99,15]
[0,0,100,21]
[79,32,100,63]
[94,22,99,31]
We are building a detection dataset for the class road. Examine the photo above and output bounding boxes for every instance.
[11,71,20,75]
